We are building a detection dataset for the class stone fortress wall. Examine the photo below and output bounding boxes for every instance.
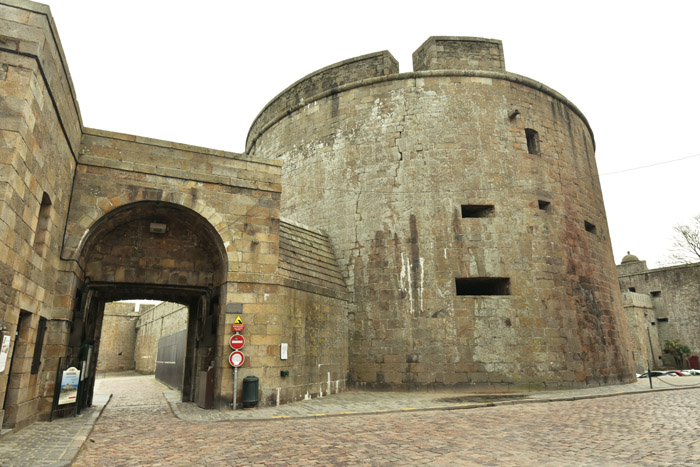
[1,1,638,431]
[249,37,635,389]
[0,0,81,428]
[96,302,141,373]
[134,301,187,374]
[0,0,349,429]
[95,301,188,375]
[618,255,700,371]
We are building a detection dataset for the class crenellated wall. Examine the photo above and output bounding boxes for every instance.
[249,36,634,390]
[246,51,399,154]
[412,36,505,72]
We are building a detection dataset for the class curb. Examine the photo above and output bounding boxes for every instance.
[164,383,700,423]
[61,393,112,465]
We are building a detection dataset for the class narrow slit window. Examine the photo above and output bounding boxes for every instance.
[584,221,596,234]
[525,128,540,155]
[456,277,510,296]
[538,200,551,211]
[461,205,494,218]
[33,193,52,256]
[657,317,669,323]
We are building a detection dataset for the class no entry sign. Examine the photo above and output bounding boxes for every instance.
[229,351,245,368]
[229,334,245,350]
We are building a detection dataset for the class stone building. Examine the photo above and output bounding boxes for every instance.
[0,1,634,431]
[617,253,700,372]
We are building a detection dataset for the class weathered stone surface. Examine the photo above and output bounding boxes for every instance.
[134,301,187,374]
[618,258,700,370]
[413,36,505,72]
[249,37,634,390]
[0,1,77,429]
[96,302,139,372]
[1,2,635,431]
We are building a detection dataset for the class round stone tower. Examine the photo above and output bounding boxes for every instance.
[247,37,635,389]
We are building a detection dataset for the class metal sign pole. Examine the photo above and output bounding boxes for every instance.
[49,357,62,422]
[646,326,654,389]
[233,367,238,410]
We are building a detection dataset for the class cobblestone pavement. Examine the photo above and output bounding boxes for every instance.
[167,375,700,422]
[0,393,109,467]
[66,374,700,466]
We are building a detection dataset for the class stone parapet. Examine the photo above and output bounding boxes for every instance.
[246,51,398,152]
[0,0,82,156]
[412,36,505,73]
[621,291,653,309]
[80,129,281,193]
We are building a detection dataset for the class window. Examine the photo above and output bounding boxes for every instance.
[628,287,636,292]
[525,129,540,155]
[657,318,669,323]
[456,277,510,296]
[538,200,551,211]
[461,205,494,218]
[584,221,596,234]
[650,291,661,297]
[33,193,52,256]
[31,317,47,374]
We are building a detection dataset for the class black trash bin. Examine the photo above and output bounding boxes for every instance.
[242,375,259,408]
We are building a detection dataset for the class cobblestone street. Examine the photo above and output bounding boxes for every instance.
[68,374,700,466]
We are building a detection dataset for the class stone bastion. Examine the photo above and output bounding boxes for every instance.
[247,36,635,389]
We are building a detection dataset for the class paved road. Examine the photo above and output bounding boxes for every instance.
[72,375,700,466]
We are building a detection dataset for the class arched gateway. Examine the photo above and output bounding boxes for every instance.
[52,129,349,416]
[69,201,227,405]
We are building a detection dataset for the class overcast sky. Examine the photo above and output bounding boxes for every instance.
[44,0,699,268]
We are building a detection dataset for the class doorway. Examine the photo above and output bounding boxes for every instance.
[69,201,228,411]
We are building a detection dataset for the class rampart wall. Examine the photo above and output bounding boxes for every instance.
[0,0,81,428]
[135,301,187,374]
[620,292,659,373]
[249,37,634,390]
[96,302,139,372]
[618,261,700,362]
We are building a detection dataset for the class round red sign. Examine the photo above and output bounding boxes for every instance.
[229,334,245,350]
[229,351,245,367]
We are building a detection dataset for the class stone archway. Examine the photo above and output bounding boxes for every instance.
[67,201,227,406]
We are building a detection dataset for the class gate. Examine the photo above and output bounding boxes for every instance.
[155,329,187,390]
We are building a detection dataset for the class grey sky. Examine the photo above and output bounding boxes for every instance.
[44,0,700,268]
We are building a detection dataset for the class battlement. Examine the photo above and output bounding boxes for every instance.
[246,51,398,152]
[412,36,505,72]
[246,37,512,152]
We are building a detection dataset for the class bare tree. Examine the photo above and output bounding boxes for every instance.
[667,215,700,265]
